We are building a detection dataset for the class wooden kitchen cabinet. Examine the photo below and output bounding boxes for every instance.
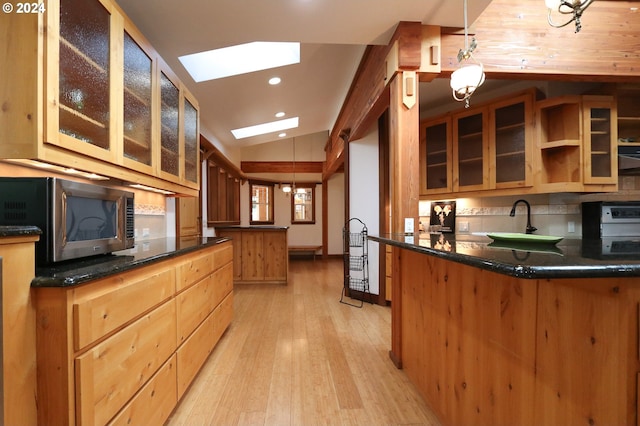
[490,91,534,189]
[33,241,233,425]
[419,115,452,194]
[453,106,489,191]
[1,0,199,196]
[421,89,536,198]
[536,95,617,192]
[215,227,289,284]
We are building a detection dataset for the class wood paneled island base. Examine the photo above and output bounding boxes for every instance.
[390,245,640,426]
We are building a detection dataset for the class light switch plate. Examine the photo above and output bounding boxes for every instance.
[404,218,414,234]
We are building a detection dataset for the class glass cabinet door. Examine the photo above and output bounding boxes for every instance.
[123,31,153,168]
[491,94,531,188]
[583,97,616,184]
[453,109,488,191]
[58,0,111,150]
[420,117,452,194]
[183,97,199,183]
[160,71,180,178]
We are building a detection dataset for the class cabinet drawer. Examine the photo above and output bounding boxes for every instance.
[75,300,177,426]
[108,354,177,426]
[213,242,233,270]
[213,292,233,346]
[176,274,214,345]
[177,251,214,292]
[177,312,215,398]
[213,262,233,309]
[73,267,175,351]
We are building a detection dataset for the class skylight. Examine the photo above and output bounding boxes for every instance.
[179,42,300,82]
[231,117,299,139]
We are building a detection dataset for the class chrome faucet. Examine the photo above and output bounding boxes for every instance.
[510,199,537,234]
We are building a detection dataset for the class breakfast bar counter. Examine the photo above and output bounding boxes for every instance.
[368,233,640,278]
[370,233,640,426]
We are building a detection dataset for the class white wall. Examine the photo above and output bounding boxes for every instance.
[349,127,380,296]
[235,131,345,255]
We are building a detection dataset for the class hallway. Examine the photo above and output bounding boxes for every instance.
[167,258,440,425]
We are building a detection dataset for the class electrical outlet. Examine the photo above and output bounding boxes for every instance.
[142,228,150,238]
[568,221,575,233]
[459,221,470,232]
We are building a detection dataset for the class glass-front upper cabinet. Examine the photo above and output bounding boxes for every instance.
[160,70,180,179]
[419,116,452,195]
[123,29,153,173]
[453,108,489,191]
[49,0,117,162]
[583,96,617,184]
[183,96,199,184]
[489,92,533,189]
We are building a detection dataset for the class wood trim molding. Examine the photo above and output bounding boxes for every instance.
[324,22,436,180]
[241,161,324,174]
[200,134,247,181]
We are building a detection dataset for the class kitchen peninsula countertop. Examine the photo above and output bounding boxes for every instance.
[32,236,230,287]
[369,233,640,279]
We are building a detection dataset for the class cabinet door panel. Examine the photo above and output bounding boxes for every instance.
[420,117,452,195]
[123,30,153,169]
[241,232,264,281]
[583,99,617,184]
[55,0,114,156]
[454,109,488,191]
[160,71,180,177]
[263,231,287,281]
[184,97,199,183]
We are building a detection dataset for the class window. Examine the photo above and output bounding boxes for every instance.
[291,184,315,224]
[250,181,274,224]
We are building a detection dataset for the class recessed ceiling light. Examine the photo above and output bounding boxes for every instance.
[279,133,287,137]
[275,112,285,118]
[269,77,282,85]
[231,117,299,139]
[178,42,300,82]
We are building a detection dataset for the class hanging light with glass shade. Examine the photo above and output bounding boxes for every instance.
[450,0,485,108]
[545,0,594,33]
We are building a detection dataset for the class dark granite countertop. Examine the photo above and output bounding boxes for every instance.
[368,233,640,279]
[32,236,230,288]
[0,225,41,238]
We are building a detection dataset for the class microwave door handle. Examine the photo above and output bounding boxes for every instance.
[61,191,68,245]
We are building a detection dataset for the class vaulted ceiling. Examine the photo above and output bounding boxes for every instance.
[116,0,492,150]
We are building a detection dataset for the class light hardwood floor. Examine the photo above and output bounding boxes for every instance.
[167,258,441,426]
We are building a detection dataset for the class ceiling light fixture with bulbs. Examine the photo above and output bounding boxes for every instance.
[450,0,485,108]
[545,0,594,33]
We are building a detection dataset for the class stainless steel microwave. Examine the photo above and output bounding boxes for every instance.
[0,177,134,264]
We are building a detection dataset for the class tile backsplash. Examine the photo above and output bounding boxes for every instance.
[420,191,640,238]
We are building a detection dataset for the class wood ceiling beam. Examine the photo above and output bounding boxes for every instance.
[324,21,433,180]
[241,161,324,174]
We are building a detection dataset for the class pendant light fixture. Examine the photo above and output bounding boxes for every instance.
[450,0,485,108]
[545,0,594,33]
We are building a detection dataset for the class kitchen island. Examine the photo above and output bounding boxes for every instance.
[215,226,288,284]
[369,233,640,426]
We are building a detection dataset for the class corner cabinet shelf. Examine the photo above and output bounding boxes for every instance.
[341,218,371,308]
[3,0,200,196]
[536,95,617,191]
